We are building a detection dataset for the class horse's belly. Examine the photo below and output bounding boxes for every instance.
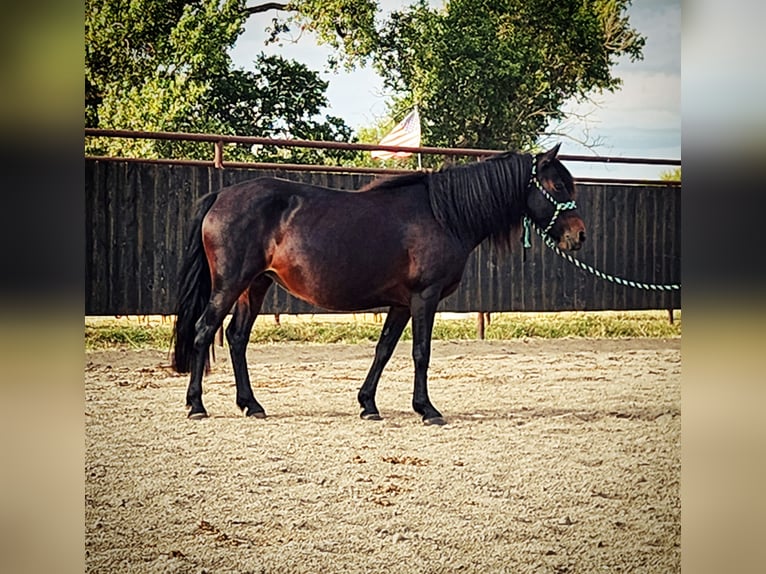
[265,218,461,311]
[267,258,410,311]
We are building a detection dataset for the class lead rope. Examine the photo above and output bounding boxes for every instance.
[522,216,681,291]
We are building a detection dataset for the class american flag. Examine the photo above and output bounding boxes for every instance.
[370,108,421,160]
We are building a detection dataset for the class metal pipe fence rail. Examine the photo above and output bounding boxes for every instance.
[84,128,682,186]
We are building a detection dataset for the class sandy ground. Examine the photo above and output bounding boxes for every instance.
[85,337,680,573]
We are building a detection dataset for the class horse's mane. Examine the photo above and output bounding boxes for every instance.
[363,152,532,248]
[426,151,532,249]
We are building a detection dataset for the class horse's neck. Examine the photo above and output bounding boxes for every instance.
[458,170,526,249]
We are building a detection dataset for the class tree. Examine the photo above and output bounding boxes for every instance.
[85,0,243,128]
[85,0,354,162]
[255,0,645,153]
[202,55,356,163]
[373,0,644,151]
[87,0,645,162]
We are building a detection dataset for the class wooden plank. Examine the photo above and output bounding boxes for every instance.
[150,163,169,313]
[615,186,628,311]
[135,163,151,313]
[85,161,109,314]
[108,162,126,313]
[103,161,118,313]
[584,184,603,310]
[608,186,621,309]
[635,187,649,309]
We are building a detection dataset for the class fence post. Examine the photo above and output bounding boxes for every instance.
[214,140,224,169]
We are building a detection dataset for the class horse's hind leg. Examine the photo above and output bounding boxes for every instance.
[358,306,411,420]
[186,290,241,419]
[226,275,272,418]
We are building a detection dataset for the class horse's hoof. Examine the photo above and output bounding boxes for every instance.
[188,411,209,420]
[247,409,267,419]
[361,412,383,421]
[423,416,446,426]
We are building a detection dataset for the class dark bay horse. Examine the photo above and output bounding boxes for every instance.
[172,144,585,424]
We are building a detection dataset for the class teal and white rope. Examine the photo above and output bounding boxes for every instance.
[523,216,681,291]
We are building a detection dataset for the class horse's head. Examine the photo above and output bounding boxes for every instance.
[525,144,586,251]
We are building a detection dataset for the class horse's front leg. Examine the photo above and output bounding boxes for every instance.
[410,290,445,425]
[358,306,411,420]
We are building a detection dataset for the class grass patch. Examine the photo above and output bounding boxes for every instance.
[477,311,680,339]
[85,311,680,350]
[85,322,174,350]
[248,321,384,344]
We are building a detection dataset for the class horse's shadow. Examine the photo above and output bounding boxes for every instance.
[203,406,678,424]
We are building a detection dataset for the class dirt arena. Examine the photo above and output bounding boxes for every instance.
[85,337,680,573]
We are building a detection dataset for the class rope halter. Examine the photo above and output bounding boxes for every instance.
[521,157,681,291]
[522,160,577,248]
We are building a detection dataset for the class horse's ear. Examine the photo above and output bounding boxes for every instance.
[536,143,561,169]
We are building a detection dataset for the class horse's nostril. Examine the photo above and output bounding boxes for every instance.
[578,230,586,243]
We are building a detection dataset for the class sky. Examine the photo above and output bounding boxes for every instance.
[229,1,681,180]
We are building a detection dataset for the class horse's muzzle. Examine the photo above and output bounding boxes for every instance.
[559,227,586,251]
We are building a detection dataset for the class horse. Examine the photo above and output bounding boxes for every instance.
[172,144,585,425]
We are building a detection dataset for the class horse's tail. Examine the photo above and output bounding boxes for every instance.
[172,192,219,373]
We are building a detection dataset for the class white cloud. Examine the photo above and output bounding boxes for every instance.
[556,69,680,161]
[577,71,680,129]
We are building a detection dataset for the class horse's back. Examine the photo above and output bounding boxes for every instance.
[209,175,437,231]
[216,176,351,203]
[202,177,338,235]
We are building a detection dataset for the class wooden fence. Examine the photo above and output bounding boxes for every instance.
[85,159,681,316]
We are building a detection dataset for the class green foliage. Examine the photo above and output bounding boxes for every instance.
[660,167,681,182]
[89,75,214,159]
[86,0,646,163]
[85,0,354,162]
[202,55,357,163]
[263,0,645,154]
[85,0,244,127]
[371,0,645,150]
